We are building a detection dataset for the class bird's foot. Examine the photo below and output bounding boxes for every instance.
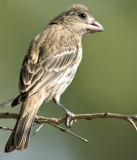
[65,111,76,128]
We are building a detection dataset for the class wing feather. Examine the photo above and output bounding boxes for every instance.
[18,26,80,102]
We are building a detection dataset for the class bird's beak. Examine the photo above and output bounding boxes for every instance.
[87,20,104,32]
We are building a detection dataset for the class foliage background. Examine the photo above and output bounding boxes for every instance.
[0,0,137,159]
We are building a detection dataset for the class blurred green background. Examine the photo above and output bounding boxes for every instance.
[0,0,137,159]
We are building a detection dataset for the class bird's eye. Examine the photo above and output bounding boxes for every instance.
[79,13,87,19]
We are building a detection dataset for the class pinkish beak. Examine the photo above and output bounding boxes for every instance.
[87,20,104,32]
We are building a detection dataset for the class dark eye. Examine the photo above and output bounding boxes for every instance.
[79,13,86,19]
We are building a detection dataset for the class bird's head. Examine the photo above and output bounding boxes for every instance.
[49,4,104,38]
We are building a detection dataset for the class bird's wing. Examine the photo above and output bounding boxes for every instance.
[19,28,79,101]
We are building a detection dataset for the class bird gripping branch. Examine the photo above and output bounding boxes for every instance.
[4,4,104,153]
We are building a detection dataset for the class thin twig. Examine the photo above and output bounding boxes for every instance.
[127,117,137,132]
[0,125,12,131]
[33,123,44,135]
[45,121,88,143]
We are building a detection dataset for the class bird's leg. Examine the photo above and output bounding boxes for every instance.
[53,98,75,128]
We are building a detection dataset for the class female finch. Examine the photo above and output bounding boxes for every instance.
[5,4,104,152]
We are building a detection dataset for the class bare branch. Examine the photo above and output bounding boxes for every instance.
[0,112,137,143]
[1,112,137,126]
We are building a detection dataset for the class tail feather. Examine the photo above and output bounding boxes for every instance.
[4,124,17,152]
[14,106,38,150]
[5,92,44,152]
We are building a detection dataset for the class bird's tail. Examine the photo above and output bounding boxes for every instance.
[5,92,44,153]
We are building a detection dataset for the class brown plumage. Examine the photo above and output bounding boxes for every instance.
[5,4,104,152]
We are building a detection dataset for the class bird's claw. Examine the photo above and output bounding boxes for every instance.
[65,111,76,128]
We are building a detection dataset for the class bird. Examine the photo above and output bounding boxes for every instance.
[4,4,104,152]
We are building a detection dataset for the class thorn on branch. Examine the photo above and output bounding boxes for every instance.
[104,112,109,116]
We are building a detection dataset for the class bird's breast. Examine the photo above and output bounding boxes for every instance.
[75,46,82,66]
[44,46,82,102]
